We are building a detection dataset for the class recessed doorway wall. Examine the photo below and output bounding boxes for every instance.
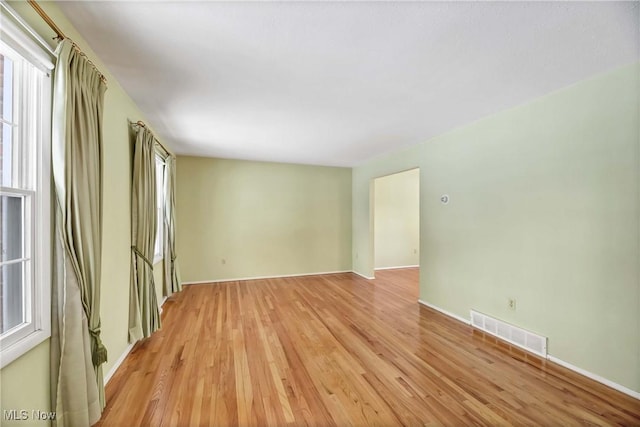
[373,168,420,271]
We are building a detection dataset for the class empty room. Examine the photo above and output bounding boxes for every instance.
[0,1,639,426]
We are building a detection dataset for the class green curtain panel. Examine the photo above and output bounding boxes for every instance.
[129,126,161,342]
[50,39,107,426]
[163,155,182,296]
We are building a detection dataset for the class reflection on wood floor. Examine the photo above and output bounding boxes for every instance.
[98,268,640,426]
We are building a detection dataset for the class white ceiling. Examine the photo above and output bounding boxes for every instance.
[57,1,639,167]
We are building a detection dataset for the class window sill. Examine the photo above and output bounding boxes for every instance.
[1,328,50,369]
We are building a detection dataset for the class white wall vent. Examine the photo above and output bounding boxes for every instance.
[470,310,547,357]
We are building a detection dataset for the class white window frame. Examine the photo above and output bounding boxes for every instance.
[153,153,166,264]
[0,8,53,368]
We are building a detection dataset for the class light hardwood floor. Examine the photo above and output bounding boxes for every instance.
[98,268,640,426]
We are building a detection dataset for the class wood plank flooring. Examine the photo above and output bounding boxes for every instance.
[97,268,640,426]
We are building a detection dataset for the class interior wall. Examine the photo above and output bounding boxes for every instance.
[374,169,420,269]
[353,62,640,393]
[176,156,352,283]
[0,2,170,422]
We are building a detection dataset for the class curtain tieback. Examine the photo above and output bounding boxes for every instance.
[131,245,153,268]
[89,328,108,366]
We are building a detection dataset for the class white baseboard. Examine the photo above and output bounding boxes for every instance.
[416,300,639,401]
[547,355,640,400]
[159,296,168,314]
[352,271,375,280]
[182,270,353,285]
[417,299,471,325]
[375,265,419,270]
[104,342,134,385]
[106,297,169,385]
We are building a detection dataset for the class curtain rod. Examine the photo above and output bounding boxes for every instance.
[27,0,107,84]
[27,0,64,40]
[133,121,172,156]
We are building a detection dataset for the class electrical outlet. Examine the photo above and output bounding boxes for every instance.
[413,248,417,254]
[221,258,226,265]
[508,298,516,310]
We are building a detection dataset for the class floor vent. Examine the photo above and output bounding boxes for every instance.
[470,310,547,357]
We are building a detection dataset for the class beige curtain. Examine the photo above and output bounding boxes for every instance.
[163,155,182,296]
[129,126,161,342]
[50,39,107,426]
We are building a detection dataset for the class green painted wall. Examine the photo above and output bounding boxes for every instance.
[353,63,640,393]
[374,169,420,269]
[176,157,352,282]
[0,341,50,426]
[0,1,169,421]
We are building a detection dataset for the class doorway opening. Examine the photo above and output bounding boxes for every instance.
[372,168,420,297]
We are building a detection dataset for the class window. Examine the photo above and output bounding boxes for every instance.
[153,154,166,263]
[0,12,53,368]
